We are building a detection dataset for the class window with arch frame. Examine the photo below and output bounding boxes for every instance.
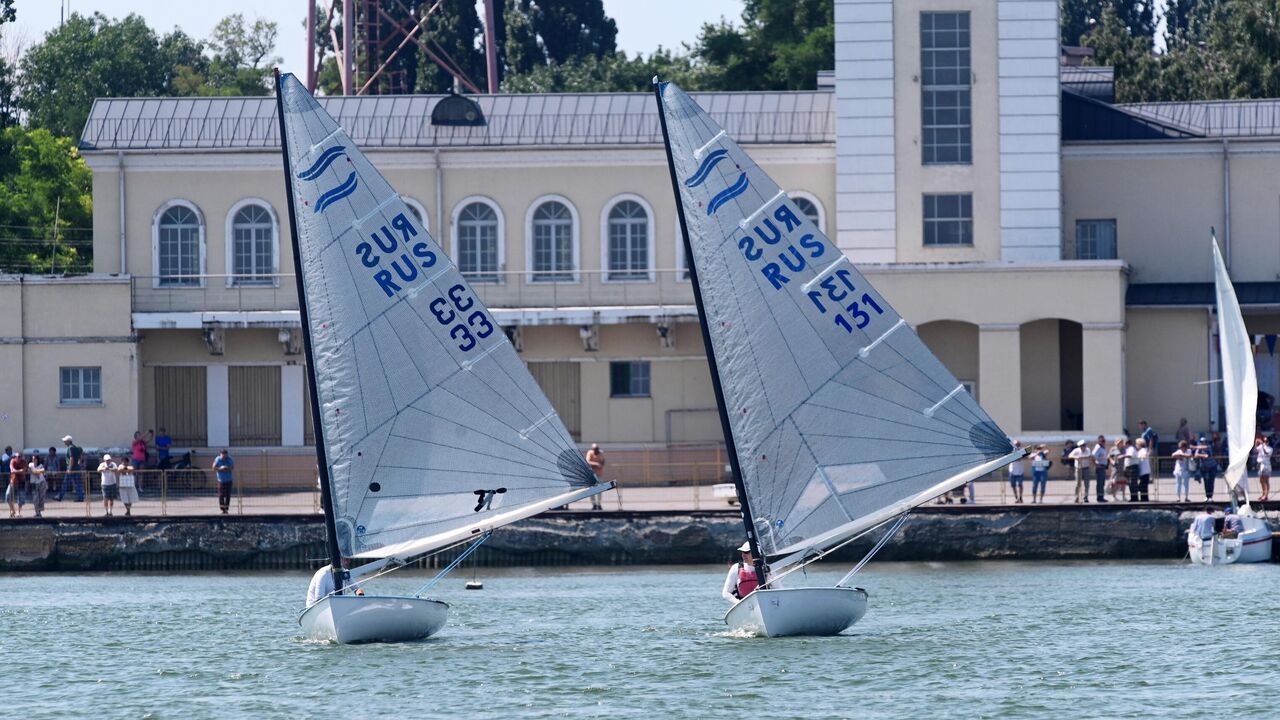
[456,201,500,282]
[606,200,650,281]
[157,204,202,286]
[531,200,575,282]
[791,195,821,230]
[231,203,275,285]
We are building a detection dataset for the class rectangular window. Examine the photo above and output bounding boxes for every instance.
[921,12,972,165]
[60,367,102,405]
[923,193,973,246]
[609,361,651,398]
[1075,219,1117,260]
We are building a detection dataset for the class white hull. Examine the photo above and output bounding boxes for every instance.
[1188,517,1273,565]
[724,587,868,637]
[299,594,449,644]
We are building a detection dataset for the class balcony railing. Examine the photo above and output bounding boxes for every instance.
[130,270,696,314]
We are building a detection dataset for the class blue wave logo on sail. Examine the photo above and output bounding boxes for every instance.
[297,145,348,180]
[685,148,728,188]
[313,171,359,213]
[707,173,749,216]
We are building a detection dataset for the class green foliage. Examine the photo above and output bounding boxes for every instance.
[500,49,704,93]
[1081,5,1163,102]
[503,0,617,76]
[0,0,13,26]
[0,127,93,274]
[1062,0,1156,46]
[693,0,835,91]
[419,0,488,93]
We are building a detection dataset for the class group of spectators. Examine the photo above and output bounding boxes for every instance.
[1006,417,1274,504]
[2,428,238,518]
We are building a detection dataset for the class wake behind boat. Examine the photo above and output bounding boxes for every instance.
[275,72,613,643]
[1188,237,1273,566]
[653,80,1021,637]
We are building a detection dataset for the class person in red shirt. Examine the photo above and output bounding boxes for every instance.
[7,451,29,518]
[131,430,153,468]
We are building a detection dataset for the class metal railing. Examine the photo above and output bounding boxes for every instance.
[129,269,698,314]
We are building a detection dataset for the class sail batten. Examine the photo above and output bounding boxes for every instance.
[657,81,1016,559]
[277,73,597,559]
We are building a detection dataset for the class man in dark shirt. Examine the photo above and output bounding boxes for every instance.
[57,435,85,502]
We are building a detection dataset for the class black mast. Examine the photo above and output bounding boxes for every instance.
[652,78,767,587]
[274,70,344,591]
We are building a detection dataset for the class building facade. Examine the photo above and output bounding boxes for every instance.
[4,0,1280,464]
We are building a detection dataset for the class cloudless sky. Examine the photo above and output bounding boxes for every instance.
[12,1,744,77]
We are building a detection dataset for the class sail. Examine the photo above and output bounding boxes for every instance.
[1212,239,1256,494]
[657,81,1016,558]
[277,74,599,560]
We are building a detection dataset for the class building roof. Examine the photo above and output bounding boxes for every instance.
[79,91,835,151]
[1118,100,1280,138]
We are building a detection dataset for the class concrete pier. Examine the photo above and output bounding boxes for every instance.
[3,504,1274,571]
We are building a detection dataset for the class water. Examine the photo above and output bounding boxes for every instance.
[5,561,1278,719]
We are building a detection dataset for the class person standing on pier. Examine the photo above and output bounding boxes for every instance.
[57,436,84,503]
[585,443,606,511]
[1195,438,1218,501]
[1172,440,1193,502]
[1029,444,1051,504]
[7,450,27,518]
[155,428,173,469]
[1007,441,1025,503]
[1069,441,1090,503]
[1134,438,1152,501]
[1257,436,1273,502]
[1091,435,1109,503]
[212,450,235,515]
[97,454,119,516]
[28,453,47,518]
[118,460,139,516]
[1123,437,1140,501]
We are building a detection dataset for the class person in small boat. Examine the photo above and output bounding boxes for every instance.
[722,542,761,602]
[1221,508,1244,539]
[306,558,363,607]
[1190,506,1216,541]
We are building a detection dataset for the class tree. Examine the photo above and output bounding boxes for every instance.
[689,0,835,91]
[504,0,617,74]
[1081,4,1162,102]
[418,0,487,92]
[1062,0,1156,47]
[501,49,703,93]
[0,126,93,274]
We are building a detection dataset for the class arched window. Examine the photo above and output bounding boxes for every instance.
[789,193,824,232]
[401,196,428,229]
[529,198,577,282]
[229,201,276,286]
[155,201,204,287]
[604,197,652,281]
[455,200,501,282]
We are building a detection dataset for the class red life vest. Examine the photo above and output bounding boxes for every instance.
[737,563,759,598]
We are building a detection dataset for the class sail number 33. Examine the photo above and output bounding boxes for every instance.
[805,268,884,333]
[429,284,495,352]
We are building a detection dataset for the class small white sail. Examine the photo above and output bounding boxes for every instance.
[278,74,601,560]
[1211,239,1256,494]
[656,81,1018,559]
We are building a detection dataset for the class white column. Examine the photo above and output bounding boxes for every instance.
[207,364,229,448]
[281,365,305,446]
[1082,323,1126,436]
[834,0,896,262]
[979,324,1022,435]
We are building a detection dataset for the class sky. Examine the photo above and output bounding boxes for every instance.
[10,1,745,77]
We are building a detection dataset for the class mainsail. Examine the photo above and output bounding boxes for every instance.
[1212,238,1256,495]
[655,81,1018,560]
[277,73,600,561]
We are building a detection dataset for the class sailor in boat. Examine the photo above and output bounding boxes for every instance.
[306,558,363,607]
[1221,508,1244,539]
[721,542,762,602]
[1191,506,1216,543]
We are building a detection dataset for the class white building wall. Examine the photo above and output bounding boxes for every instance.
[996,0,1061,261]
[834,0,897,262]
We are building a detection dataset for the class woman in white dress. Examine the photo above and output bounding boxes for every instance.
[1254,436,1272,502]
[118,460,140,516]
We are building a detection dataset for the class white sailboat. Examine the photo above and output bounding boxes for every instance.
[1188,237,1272,565]
[274,72,613,643]
[653,80,1022,637]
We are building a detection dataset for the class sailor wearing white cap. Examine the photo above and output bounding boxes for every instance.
[721,541,762,602]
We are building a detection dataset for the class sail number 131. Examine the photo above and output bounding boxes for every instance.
[806,268,884,333]
[429,284,494,352]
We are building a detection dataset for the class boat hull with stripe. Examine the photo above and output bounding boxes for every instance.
[1187,516,1273,565]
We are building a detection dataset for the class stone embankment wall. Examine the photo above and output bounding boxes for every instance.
[1,507,1275,571]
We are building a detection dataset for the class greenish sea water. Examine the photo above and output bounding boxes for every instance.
[4,561,1277,719]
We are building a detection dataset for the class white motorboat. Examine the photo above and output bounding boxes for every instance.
[653,80,1022,637]
[275,72,614,643]
[1187,239,1274,565]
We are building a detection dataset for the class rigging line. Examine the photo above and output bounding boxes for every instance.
[838,513,911,587]
[343,531,487,590]
[763,513,903,589]
[414,532,491,597]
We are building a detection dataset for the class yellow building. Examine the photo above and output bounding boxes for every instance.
[3,0,1278,465]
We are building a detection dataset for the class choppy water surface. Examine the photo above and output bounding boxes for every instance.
[5,561,1278,719]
